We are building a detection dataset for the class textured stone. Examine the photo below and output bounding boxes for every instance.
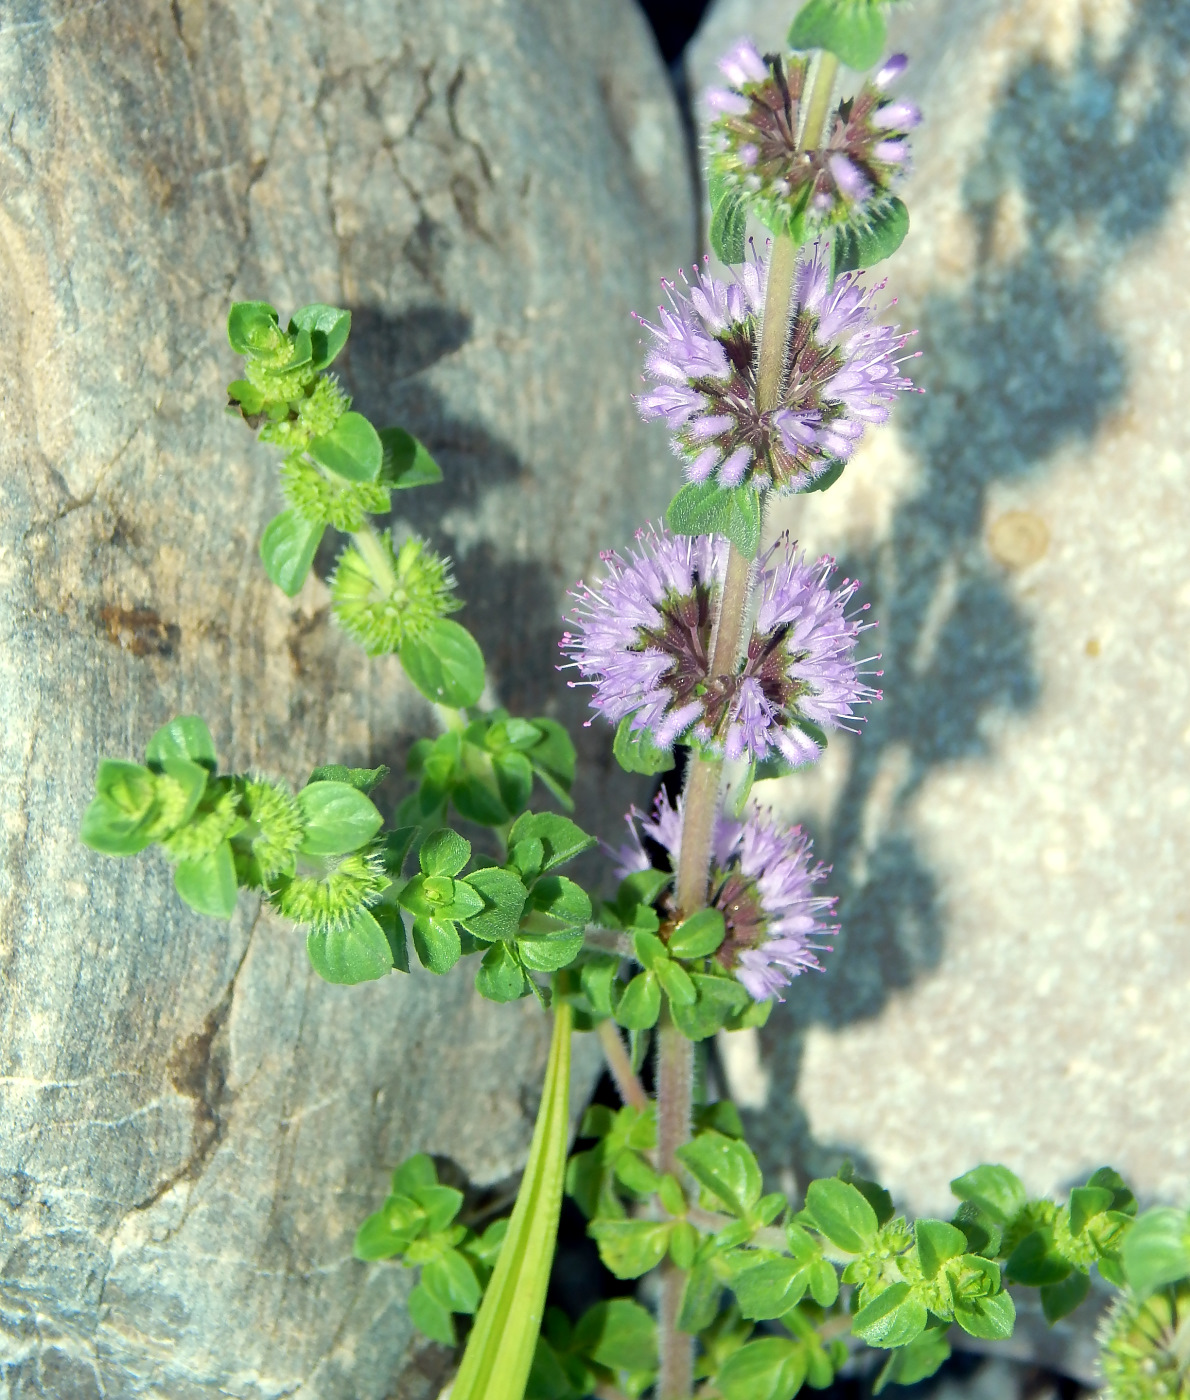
[0,1,692,1395]
[690,0,1190,1225]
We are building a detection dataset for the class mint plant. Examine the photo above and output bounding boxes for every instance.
[80,2,1187,1398]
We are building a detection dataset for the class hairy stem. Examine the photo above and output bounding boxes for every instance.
[657,1007,695,1400]
[656,49,838,1400]
[597,1020,649,1113]
[798,52,840,154]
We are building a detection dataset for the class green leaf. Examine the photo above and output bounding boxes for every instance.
[420,827,472,877]
[308,410,383,482]
[259,508,325,598]
[1086,1166,1137,1217]
[843,1170,895,1227]
[670,972,751,1041]
[174,840,237,918]
[450,1004,572,1400]
[146,715,217,771]
[526,875,591,931]
[476,942,530,1001]
[732,1257,809,1320]
[716,1336,807,1400]
[853,1283,928,1348]
[462,867,529,943]
[788,0,887,70]
[508,812,595,872]
[377,425,443,489]
[666,481,762,560]
[831,197,910,278]
[805,1178,879,1253]
[573,1297,658,1374]
[306,909,394,984]
[400,618,486,708]
[80,794,155,857]
[1040,1269,1090,1323]
[678,1263,723,1334]
[1123,1208,1190,1296]
[493,750,534,815]
[411,914,463,973]
[808,1256,839,1306]
[873,1326,950,1394]
[677,1130,762,1218]
[297,780,383,856]
[95,758,157,817]
[518,928,585,973]
[578,958,619,1020]
[227,300,280,355]
[655,956,697,1008]
[915,1219,968,1280]
[668,908,726,959]
[227,378,265,414]
[409,1283,456,1345]
[710,188,747,265]
[306,763,389,795]
[588,1220,672,1280]
[423,1247,483,1314]
[1006,1231,1072,1287]
[453,771,512,827]
[799,460,845,495]
[1068,1185,1114,1238]
[527,718,576,803]
[156,757,210,830]
[288,303,351,370]
[392,1155,435,1196]
[612,715,675,775]
[949,1165,1027,1227]
[353,1205,420,1261]
[415,1183,465,1233]
[953,1289,1015,1341]
[614,971,662,1030]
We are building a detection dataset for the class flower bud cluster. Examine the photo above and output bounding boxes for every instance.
[562,526,878,768]
[613,791,836,1003]
[330,532,462,657]
[635,241,916,493]
[707,42,919,238]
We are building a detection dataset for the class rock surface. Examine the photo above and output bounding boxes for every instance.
[690,0,1190,1222]
[0,1,693,1395]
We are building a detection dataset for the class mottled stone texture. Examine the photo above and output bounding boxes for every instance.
[690,0,1190,1226]
[0,0,692,1395]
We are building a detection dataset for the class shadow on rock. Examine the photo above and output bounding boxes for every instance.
[747,0,1190,1189]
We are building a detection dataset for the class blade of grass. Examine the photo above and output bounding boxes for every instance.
[450,1000,573,1400]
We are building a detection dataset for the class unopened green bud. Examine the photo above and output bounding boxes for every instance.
[161,784,243,863]
[233,778,305,887]
[331,532,461,657]
[260,374,351,455]
[280,455,391,532]
[272,849,390,932]
[1099,1279,1190,1400]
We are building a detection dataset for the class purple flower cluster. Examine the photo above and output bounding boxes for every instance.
[635,241,916,493]
[561,528,879,766]
[706,42,920,237]
[613,791,837,1002]
[560,528,729,746]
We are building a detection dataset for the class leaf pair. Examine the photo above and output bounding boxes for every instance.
[401,713,576,830]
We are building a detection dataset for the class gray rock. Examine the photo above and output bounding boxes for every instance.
[0,0,693,1394]
[690,0,1190,1248]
